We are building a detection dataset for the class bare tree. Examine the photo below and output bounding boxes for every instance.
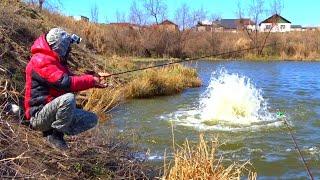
[25,0,44,10]
[173,4,192,58]
[269,0,283,15]
[91,3,99,23]
[38,0,44,11]
[115,10,127,23]
[25,0,37,6]
[26,0,61,12]
[191,7,207,26]
[129,0,146,25]
[237,0,283,55]
[174,3,193,31]
[248,0,265,54]
[142,0,167,24]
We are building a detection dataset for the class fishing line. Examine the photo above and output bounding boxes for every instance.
[277,112,314,180]
[101,42,283,77]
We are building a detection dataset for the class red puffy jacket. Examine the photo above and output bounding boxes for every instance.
[24,35,95,120]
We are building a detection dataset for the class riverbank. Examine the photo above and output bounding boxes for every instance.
[131,55,320,62]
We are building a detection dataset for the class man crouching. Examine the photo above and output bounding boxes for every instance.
[24,28,107,150]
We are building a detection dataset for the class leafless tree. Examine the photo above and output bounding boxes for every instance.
[210,13,221,21]
[174,3,191,31]
[238,0,283,55]
[129,0,146,25]
[248,0,265,54]
[25,0,44,10]
[91,3,99,23]
[25,0,37,6]
[208,13,222,54]
[38,0,44,11]
[191,7,207,26]
[142,0,167,24]
[129,0,147,25]
[115,10,127,23]
[173,3,191,57]
[269,0,283,15]
[25,0,61,11]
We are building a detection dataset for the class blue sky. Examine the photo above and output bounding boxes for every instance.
[56,0,320,26]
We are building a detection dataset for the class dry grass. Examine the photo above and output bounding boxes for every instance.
[77,87,124,122]
[125,64,201,98]
[163,134,257,180]
[0,119,156,179]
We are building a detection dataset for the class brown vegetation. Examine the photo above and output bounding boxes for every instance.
[33,0,318,61]
[163,134,256,180]
[0,105,155,179]
[46,10,320,60]
[126,64,201,98]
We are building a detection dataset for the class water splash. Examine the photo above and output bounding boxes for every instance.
[161,68,281,131]
[199,69,274,125]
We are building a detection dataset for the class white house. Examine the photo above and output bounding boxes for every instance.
[259,14,291,32]
[196,19,256,32]
[196,20,223,32]
[291,25,304,31]
[72,15,89,22]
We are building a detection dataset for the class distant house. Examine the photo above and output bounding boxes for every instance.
[304,26,318,31]
[196,19,255,32]
[291,25,305,31]
[259,14,291,32]
[157,20,179,31]
[72,15,89,22]
[108,23,140,30]
[196,20,224,32]
[218,19,255,32]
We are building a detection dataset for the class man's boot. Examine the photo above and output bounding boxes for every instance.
[43,129,68,150]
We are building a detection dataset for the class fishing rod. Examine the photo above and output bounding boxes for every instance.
[277,112,314,180]
[99,42,282,77]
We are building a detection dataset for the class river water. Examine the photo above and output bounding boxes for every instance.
[109,60,320,179]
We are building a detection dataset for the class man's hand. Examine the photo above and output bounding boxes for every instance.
[98,72,111,77]
[85,70,111,78]
[93,76,108,88]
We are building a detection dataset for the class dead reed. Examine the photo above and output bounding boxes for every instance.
[125,64,201,98]
[163,134,257,180]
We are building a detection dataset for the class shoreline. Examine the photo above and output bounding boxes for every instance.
[128,56,320,62]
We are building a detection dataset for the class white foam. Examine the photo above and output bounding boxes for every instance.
[161,68,281,131]
[200,69,274,124]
